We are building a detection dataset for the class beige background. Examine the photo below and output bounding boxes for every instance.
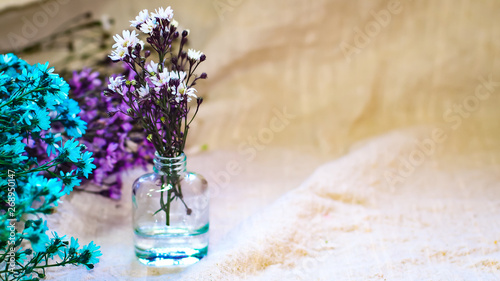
[1,0,500,280]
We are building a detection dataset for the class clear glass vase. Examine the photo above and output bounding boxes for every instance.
[132,152,209,266]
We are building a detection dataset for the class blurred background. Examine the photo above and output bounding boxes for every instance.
[1,0,500,279]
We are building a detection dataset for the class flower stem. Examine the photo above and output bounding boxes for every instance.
[166,189,171,226]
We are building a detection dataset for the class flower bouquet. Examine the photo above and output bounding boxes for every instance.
[106,7,209,266]
[0,54,101,280]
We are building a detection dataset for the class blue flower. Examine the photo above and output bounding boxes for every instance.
[19,104,38,126]
[65,115,87,138]
[26,173,47,196]
[32,107,51,132]
[45,177,64,202]
[43,91,60,110]
[0,53,17,66]
[56,99,88,137]
[48,232,68,260]
[36,62,55,76]
[59,170,81,194]
[79,241,102,266]
[49,75,70,100]
[58,97,80,116]
[43,133,62,157]
[19,65,42,88]
[78,151,96,178]
[0,133,28,164]
[0,72,11,93]
[0,54,102,274]
[61,139,80,162]
[69,237,80,253]
[23,220,50,253]
[16,248,27,264]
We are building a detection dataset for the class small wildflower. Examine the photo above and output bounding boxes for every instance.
[61,139,81,162]
[130,9,149,27]
[59,170,81,193]
[109,48,127,61]
[112,30,143,50]
[137,85,150,98]
[140,18,157,34]
[108,76,125,95]
[79,151,97,178]
[150,70,171,88]
[146,60,159,74]
[187,49,204,62]
[152,6,174,21]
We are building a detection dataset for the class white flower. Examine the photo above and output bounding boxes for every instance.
[146,60,159,74]
[150,70,171,88]
[130,9,149,27]
[187,49,203,61]
[172,72,197,102]
[169,71,186,82]
[174,92,183,103]
[108,76,125,95]
[137,85,150,97]
[185,87,198,102]
[112,30,143,50]
[152,7,174,21]
[139,18,157,34]
[170,19,178,28]
[109,48,127,61]
[173,86,196,103]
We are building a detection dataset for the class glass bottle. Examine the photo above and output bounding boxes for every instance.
[132,152,209,266]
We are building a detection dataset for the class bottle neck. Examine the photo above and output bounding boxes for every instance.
[153,152,187,174]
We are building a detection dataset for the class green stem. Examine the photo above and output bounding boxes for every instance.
[0,87,50,108]
[154,175,172,226]
[166,189,171,226]
[0,257,80,274]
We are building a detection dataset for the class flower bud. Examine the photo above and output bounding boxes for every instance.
[200,54,206,62]
[144,50,151,58]
[182,30,189,37]
[200,72,208,79]
[147,134,153,142]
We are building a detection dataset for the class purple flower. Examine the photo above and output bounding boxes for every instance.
[60,68,156,199]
